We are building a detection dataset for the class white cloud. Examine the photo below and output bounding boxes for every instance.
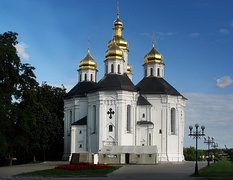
[184,92,233,149]
[219,28,229,34]
[156,32,176,36]
[15,42,30,60]
[189,32,200,37]
[216,76,233,88]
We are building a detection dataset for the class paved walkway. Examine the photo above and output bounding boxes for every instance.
[0,161,207,179]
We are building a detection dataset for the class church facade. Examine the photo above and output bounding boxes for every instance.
[63,12,186,163]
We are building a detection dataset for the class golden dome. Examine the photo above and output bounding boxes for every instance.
[108,36,128,50]
[105,41,123,60]
[107,17,128,50]
[79,51,97,70]
[144,46,163,64]
[114,18,123,28]
[127,63,132,73]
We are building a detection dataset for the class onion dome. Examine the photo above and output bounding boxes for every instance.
[105,41,123,60]
[127,63,132,73]
[107,18,128,50]
[144,46,163,64]
[79,50,97,70]
[114,18,123,28]
[108,36,128,50]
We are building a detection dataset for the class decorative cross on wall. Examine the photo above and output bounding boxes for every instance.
[107,108,115,119]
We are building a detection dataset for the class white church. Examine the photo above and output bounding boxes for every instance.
[63,10,186,164]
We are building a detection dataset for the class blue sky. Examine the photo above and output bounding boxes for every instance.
[1,0,233,149]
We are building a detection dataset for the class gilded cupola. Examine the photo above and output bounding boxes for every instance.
[79,49,97,70]
[144,45,163,64]
[107,15,128,50]
[105,40,123,60]
[127,63,132,73]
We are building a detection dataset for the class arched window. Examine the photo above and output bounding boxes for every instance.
[92,105,96,133]
[69,110,72,125]
[118,64,120,74]
[149,133,152,146]
[105,64,108,74]
[157,68,160,77]
[150,68,153,76]
[127,105,131,132]
[171,108,176,134]
[91,74,93,81]
[79,74,82,82]
[109,125,113,132]
[111,64,114,73]
[84,74,87,81]
[145,69,147,77]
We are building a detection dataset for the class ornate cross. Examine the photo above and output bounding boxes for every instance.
[107,108,115,119]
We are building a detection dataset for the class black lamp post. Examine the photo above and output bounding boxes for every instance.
[204,136,214,167]
[189,124,205,175]
[212,141,218,163]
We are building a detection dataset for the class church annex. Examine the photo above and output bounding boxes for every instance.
[63,10,186,164]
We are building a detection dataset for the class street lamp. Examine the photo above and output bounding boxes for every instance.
[212,141,218,163]
[189,124,205,175]
[204,136,214,167]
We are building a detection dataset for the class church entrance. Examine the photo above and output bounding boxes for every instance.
[125,153,130,164]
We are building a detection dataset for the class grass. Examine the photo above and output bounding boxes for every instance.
[197,160,233,179]
[17,165,121,177]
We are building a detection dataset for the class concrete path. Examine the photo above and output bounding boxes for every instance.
[0,161,207,179]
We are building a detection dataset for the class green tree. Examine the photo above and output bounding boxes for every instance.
[0,31,22,165]
[0,31,65,164]
[183,146,204,161]
[29,83,66,161]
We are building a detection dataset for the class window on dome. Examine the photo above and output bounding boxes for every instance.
[118,64,120,74]
[145,69,147,77]
[157,68,160,77]
[105,64,108,74]
[150,68,153,76]
[91,74,93,81]
[111,64,114,73]
[84,74,87,81]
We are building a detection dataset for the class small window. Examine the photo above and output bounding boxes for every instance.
[142,113,145,118]
[105,64,108,74]
[79,130,82,134]
[149,154,152,157]
[79,144,82,148]
[109,125,113,132]
[137,155,140,158]
[111,64,114,73]
[84,74,87,81]
[150,68,153,76]
[157,68,160,76]
[118,64,120,74]
[91,74,93,81]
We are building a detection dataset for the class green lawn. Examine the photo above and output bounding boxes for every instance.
[197,160,233,179]
[17,166,121,177]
